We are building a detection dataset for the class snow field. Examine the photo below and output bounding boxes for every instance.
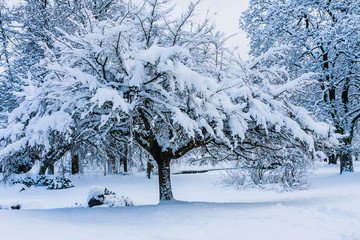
[0,162,360,240]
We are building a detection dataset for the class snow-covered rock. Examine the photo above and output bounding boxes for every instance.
[87,186,105,208]
[87,186,134,208]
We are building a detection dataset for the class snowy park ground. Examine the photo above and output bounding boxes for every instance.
[1,162,360,240]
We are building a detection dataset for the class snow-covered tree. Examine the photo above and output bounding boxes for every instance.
[241,0,360,173]
[0,0,335,200]
[0,2,16,125]
[0,0,65,174]
[0,0,126,175]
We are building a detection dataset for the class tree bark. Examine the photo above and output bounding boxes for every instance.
[147,161,153,179]
[156,158,174,201]
[120,145,128,173]
[38,163,47,175]
[328,153,337,164]
[39,159,55,175]
[38,146,70,175]
[47,164,54,175]
[111,154,116,174]
[71,154,80,175]
[106,153,115,175]
[39,149,55,175]
[123,155,128,173]
[340,149,354,174]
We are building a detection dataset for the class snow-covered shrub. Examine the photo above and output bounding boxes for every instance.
[10,175,36,187]
[36,176,53,186]
[249,167,266,186]
[220,170,247,190]
[104,194,134,207]
[87,186,134,208]
[46,177,74,190]
[251,166,308,190]
[220,165,308,191]
[270,166,308,189]
[6,175,74,190]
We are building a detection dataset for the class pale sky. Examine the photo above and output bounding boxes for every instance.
[176,0,250,59]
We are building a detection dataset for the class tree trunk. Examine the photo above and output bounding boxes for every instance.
[340,150,354,174]
[39,161,54,175]
[147,161,153,179]
[38,163,47,175]
[328,153,337,164]
[71,154,80,175]
[111,155,116,174]
[121,145,128,173]
[106,153,115,175]
[156,158,174,201]
[39,150,54,175]
[123,155,128,173]
[47,164,54,175]
[339,77,353,173]
[38,146,70,175]
[126,142,132,173]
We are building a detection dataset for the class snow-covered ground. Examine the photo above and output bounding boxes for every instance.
[1,162,360,240]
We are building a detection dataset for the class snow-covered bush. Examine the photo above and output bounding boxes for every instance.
[273,166,308,189]
[10,175,36,188]
[36,175,53,187]
[46,177,74,190]
[221,165,309,192]
[104,194,134,208]
[87,186,134,208]
[6,175,74,190]
[250,166,308,190]
[220,170,248,190]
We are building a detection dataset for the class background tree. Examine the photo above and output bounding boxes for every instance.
[241,0,360,173]
[0,0,128,175]
[0,2,16,125]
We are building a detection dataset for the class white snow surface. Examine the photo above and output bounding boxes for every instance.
[1,162,360,240]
